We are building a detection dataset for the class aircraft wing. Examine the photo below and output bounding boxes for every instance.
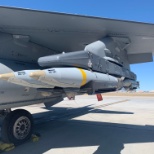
[0,6,153,64]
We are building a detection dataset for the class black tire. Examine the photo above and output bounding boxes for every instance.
[1,109,33,145]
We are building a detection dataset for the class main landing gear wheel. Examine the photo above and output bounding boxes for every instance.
[1,109,33,145]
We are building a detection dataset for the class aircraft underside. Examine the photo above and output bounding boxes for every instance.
[0,38,139,109]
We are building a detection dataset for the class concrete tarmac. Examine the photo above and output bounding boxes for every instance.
[5,94,154,154]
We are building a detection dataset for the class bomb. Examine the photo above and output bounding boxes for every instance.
[29,67,119,89]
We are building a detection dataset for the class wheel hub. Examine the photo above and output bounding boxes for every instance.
[20,124,25,131]
[13,116,31,140]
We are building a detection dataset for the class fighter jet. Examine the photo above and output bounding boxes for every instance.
[0,6,153,145]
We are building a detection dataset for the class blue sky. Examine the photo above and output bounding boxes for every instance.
[0,0,154,90]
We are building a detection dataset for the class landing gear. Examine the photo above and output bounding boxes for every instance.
[1,109,33,145]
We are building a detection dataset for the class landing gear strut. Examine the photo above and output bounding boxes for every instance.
[1,109,33,145]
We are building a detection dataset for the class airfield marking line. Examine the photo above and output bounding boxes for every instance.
[84,99,129,122]
[93,99,129,109]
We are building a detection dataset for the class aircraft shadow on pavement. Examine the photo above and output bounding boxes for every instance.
[8,106,154,154]
[33,105,133,122]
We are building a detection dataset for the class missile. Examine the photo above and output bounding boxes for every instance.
[0,70,53,88]
[30,67,119,89]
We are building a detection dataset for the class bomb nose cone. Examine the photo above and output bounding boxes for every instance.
[0,73,14,80]
[29,71,45,80]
